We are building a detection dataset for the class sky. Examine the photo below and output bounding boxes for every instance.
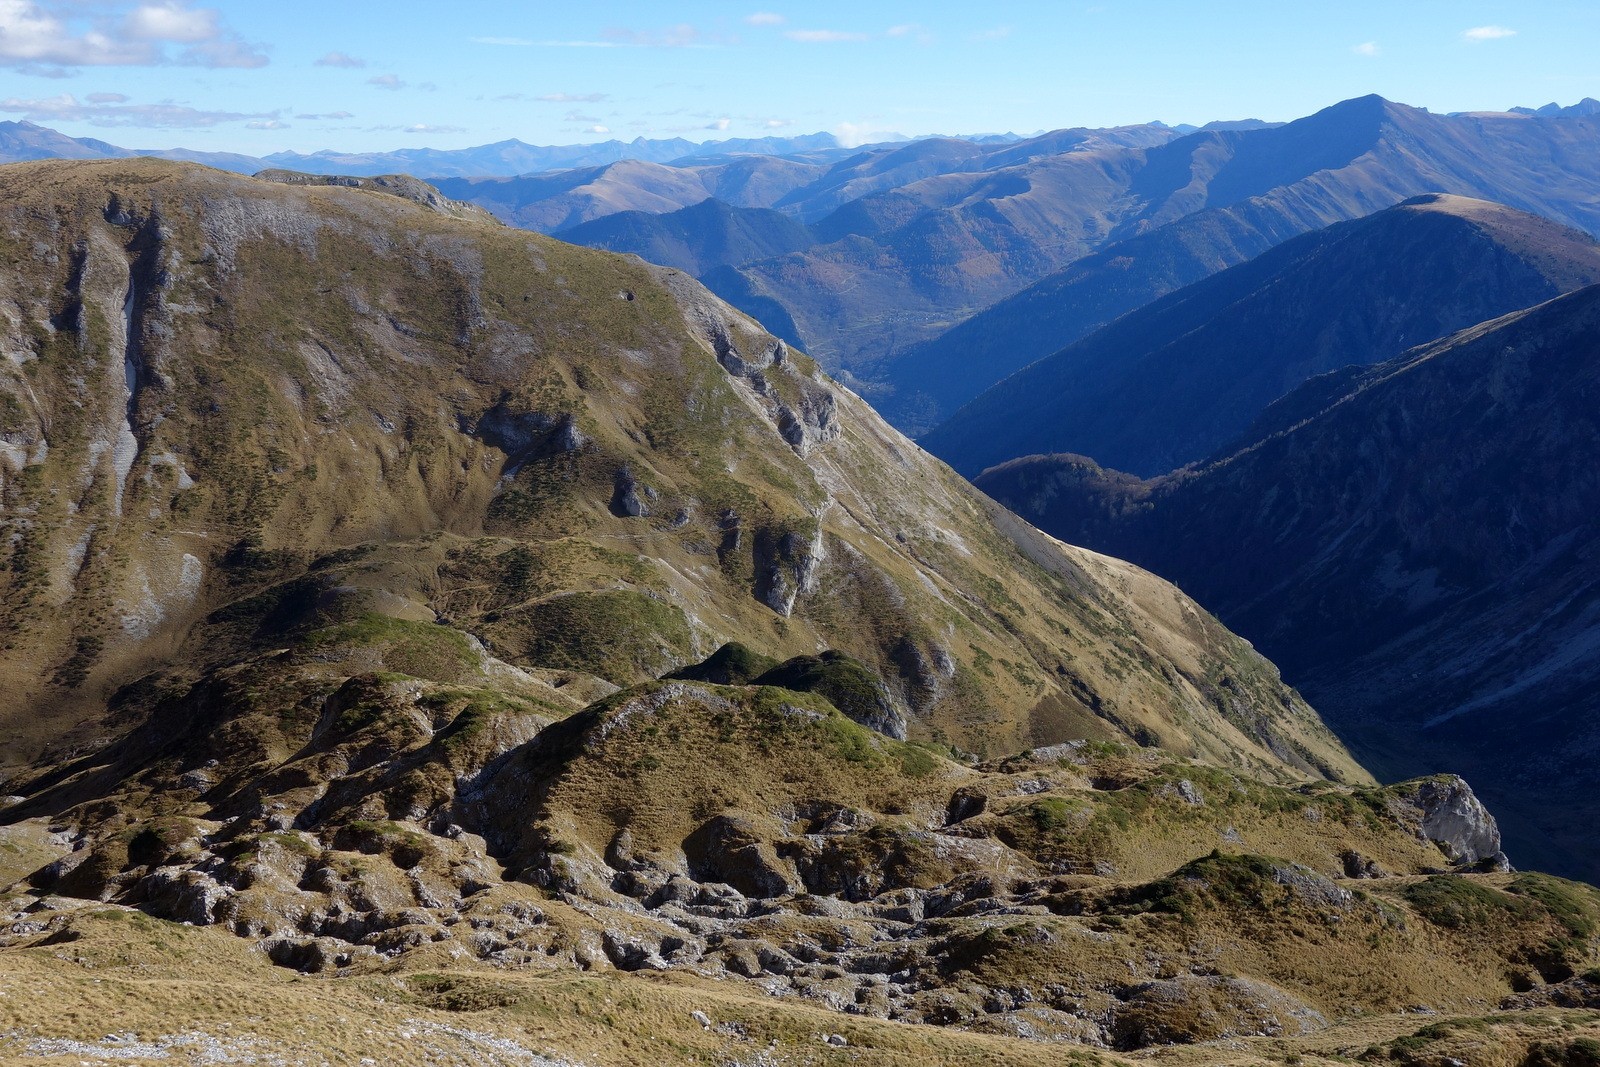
[0,1,1596,155]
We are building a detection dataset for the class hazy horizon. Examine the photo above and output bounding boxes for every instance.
[0,1,1592,156]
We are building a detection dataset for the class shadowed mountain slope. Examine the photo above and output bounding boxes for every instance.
[975,286,1600,879]
[926,194,1600,476]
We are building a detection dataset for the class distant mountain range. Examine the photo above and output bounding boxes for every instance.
[924,194,1600,476]
[523,95,1600,422]
[854,96,1600,426]
[14,94,1600,425]
[1510,97,1600,118]
[0,119,865,177]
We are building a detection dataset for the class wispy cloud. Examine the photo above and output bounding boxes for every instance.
[835,120,896,147]
[245,118,286,129]
[1462,25,1516,41]
[535,91,608,103]
[294,109,353,120]
[601,24,703,48]
[498,26,715,49]
[785,28,868,43]
[886,23,932,44]
[0,1,268,70]
[744,12,784,25]
[563,109,601,123]
[973,25,1012,41]
[314,50,363,68]
[0,90,276,127]
[406,123,462,134]
[1352,41,1380,57]
[367,73,404,90]
[705,117,730,130]
[582,124,609,134]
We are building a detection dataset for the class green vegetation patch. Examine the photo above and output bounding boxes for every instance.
[1524,1037,1600,1067]
[303,613,477,683]
[498,589,692,683]
[1507,873,1600,944]
[1402,875,1530,930]
[753,650,897,732]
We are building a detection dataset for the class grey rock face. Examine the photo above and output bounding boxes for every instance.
[610,466,650,518]
[1393,775,1509,868]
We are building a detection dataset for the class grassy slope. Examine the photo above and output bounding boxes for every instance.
[0,157,1358,787]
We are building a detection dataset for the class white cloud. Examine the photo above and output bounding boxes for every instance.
[564,108,601,123]
[294,110,353,120]
[744,12,784,25]
[886,23,931,43]
[367,73,404,90]
[835,120,892,147]
[245,118,286,129]
[1352,41,1380,56]
[314,50,364,68]
[705,117,730,130]
[1463,25,1516,41]
[785,28,868,43]
[0,90,276,127]
[405,123,463,133]
[583,124,610,134]
[123,2,214,43]
[763,117,789,128]
[0,1,266,70]
[534,91,608,103]
[177,35,265,67]
[469,36,535,46]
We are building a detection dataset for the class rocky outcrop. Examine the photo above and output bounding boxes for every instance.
[465,405,588,471]
[668,271,843,457]
[1391,775,1511,869]
[1110,976,1327,1049]
[751,520,824,616]
[255,169,496,223]
[610,466,651,518]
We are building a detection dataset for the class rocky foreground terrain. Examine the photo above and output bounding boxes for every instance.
[0,160,1598,1065]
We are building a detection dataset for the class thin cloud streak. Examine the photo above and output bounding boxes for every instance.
[0,90,278,127]
[785,29,868,43]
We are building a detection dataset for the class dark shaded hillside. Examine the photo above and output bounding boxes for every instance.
[926,195,1600,476]
[975,286,1600,880]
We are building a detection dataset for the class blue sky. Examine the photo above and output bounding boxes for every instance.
[0,1,1595,154]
